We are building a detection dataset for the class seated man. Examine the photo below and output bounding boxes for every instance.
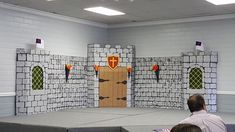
[180,94,227,132]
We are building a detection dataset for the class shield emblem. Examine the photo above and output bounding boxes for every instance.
[107,55,119,70]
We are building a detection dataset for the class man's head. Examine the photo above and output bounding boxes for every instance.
[171,123,202,132]
[187,94,206,113]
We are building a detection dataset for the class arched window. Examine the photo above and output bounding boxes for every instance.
[32,66,43,90]
[189,67,203,89]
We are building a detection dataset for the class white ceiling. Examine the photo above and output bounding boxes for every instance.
[0,0,235,24]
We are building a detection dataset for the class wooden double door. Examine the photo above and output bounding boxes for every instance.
[99,67,127,107]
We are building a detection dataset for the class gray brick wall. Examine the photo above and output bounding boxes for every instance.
[134,57,183,109]
[182,51,218,112]
[16,48,87,115]
[15,47,218,115]
[87,44,135,107]
[46,55,87,112]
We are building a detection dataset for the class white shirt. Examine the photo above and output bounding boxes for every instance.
[180,110,227,132]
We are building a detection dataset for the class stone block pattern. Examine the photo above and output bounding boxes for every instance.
[134,57,183,109]
[87,44,135,107]
[47,55,87,112]
[182,51,218,112]
[16,47,218,114]
[16,48,87,115]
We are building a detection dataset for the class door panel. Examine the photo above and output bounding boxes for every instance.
[113,68,119,107]
[117,68,127,107]
[99,67,113,107]
[114,68,127,107]
[99,67,127,107]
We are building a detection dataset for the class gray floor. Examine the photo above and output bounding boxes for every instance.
[0,108,235,132]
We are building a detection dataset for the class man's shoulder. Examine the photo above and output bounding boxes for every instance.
[207,113,225,123]
[192,112,225,124]
[179,117,195,124]
[207,113,223,119]
[180,112,223,123]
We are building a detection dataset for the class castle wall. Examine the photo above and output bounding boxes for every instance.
[182,51,218,112]
[16,48,87,115]
[134,57,183,109]
[87,44,135,107]
[15,46,218,115]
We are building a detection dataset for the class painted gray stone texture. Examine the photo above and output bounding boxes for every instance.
[87,44,135,107]
[134,57,183,109]
[182,51,218,112]
[15,46,218,115]
[16,48,87,115]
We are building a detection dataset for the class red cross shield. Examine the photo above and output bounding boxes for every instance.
[107,55,119,70]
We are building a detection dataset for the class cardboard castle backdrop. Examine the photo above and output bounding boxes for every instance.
[15,44,218,115]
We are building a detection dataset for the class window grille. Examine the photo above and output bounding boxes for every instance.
[189,67,203,89]
[32,66,43,90]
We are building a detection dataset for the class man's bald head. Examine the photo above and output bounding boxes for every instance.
[187,94,206,113]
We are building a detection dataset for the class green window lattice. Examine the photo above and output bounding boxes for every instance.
[189,67,203,89]
[32,66,43,90]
